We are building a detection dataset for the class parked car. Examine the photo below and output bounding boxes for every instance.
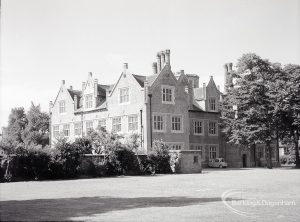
[208,158,228,168]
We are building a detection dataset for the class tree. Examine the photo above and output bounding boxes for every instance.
[22,103,50,147]
[0,107,27,153]
[221,53,278,169]
[279,64,300,168]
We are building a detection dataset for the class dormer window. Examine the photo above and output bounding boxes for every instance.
[162,85,175,104]
[119,88,129,104]
[59,101,65,113]
[85,94,93,108]
[209,98,216,111]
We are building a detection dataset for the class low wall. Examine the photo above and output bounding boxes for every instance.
[177,151,202,174]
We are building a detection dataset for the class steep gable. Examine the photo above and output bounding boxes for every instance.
[109,71,144,97]
[53,82,74,106]
[149,64,179,90]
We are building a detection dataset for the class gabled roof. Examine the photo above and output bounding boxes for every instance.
[97,84,110,97]
[207,77,218,89]
[67,89,82,100]
[178,74,189,85]
[132,74,147,87]
[192,102,204,111]
[146,74,159,86]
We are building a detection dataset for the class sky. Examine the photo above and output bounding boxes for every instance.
[1,0,300,129]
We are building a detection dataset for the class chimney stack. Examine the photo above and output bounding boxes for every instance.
[62,80,65,85]
[165,49,170,65]
[152,62,158,74]
[203,83,206,99]
[88,72,92,77]
[82,82,86,91]
[180,70,185,75]
[124,63,128,71]
[70,85,73,90]
[160,51,165,68]
[157,53,161,72]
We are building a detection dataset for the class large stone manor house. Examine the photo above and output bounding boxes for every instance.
[49,50,279,171]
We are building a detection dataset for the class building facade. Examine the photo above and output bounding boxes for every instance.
[49,50,224,170]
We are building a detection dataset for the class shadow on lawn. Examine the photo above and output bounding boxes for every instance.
[0,196,233,221]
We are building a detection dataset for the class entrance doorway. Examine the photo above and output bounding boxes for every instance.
[242,154,247,168]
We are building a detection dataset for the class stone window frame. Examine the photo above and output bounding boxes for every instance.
[166,142,184,151]
[119,87,130,104]
[209,145,218,160]
[63,124,70,137]
[86,120,93,134]
[98,119,106,130]
[112,116,122,132]
[128,114,138,131]
[208,97,216,111]
[59,100,66,114]
[152,113,166,132]
[53,125,60,138]
[194,120,204,135]
[74,122,82,136]
[161,85,175,104]
[171,114,183,133]
[85,94,93,109]
[208,121,218,136]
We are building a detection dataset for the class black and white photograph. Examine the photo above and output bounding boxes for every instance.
[0,0,299,221]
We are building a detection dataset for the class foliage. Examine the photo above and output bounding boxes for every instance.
[147,140,172,174]
[52,139,81,178]
[87,128,122,154]
[278,64,300,167]
[1,145,52,181]
[22,103,50,147]
[1,107,27,153]
[280,155,295,165]
[1,103,50,155]
[73,137,93,154]
[221,53,280,168]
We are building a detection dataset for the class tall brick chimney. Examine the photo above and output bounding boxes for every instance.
[160,51,165,69]
[203,83,206,99]
[157,53,161,72]
[152,62,158,74]
[165,49,170,65]
[124,63,128,71]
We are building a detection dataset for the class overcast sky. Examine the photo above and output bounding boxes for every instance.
[1,0,300,129]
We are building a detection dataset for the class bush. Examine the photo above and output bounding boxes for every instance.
[1,145,52,181]
[147,140,172,174]
[53,139,81,178]
[115,147,140,175]
[78,158,96,177]
[280,154,296,165]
